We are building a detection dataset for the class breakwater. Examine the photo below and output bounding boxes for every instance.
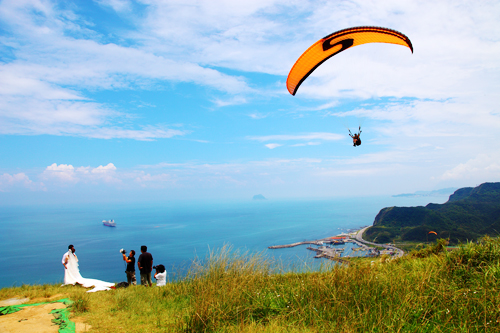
[268,241,324,249]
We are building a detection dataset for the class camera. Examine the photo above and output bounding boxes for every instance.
[120,248,126,254]
[153,264,165,273]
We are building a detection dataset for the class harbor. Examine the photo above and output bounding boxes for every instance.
[268,227,403,264]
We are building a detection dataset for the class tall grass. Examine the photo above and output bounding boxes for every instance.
[1,239,499,332]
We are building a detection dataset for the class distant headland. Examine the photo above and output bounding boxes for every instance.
[392,187,457,198]
[252,194,267,200]
[365,182,500,244]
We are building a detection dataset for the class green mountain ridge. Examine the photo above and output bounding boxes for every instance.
[364,182,500,244]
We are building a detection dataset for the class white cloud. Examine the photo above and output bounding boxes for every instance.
[0,2,252,93]
[250,132,344,142]
[3,0,499,103]
[212,96,248,107]
[135,172,172,182]
[90,163,121,183]
[0,0,252,139]
[441,154,500,181]
[0,66,84,100]
[0,98,110,128]
[0,172,44,191]
[42,163,121,184]
[291,142,321,147]
[265,143,282,149]
[130,0,500,102]
[81,126,189,141]
[1,0,500,200]
[43,163,77,182]
[0,94,189,139]
[2,1,499,138]
[137,162,186,169]
[92,163,117,173]
[94,0,132,12]
[248,112,268,119]
[286,1,500,102]
[135,0,300,72]
[134,172,177,188]
[0,155,469,199]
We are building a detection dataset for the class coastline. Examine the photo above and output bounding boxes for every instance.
[268,225,404,263]
[1,198,429,289]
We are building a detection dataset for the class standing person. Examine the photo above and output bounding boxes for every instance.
[62,245,77,275]
[122,250,136,286]
[62,244,114,292]
[137,245,153,287]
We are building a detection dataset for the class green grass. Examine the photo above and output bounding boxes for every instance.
[1,240,500,332]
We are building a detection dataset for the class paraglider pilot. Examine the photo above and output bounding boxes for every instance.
[349,127,362,147]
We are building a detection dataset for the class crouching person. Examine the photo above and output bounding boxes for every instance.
[154,265,167,287]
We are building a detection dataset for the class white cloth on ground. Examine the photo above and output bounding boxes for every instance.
[62,250,114,293]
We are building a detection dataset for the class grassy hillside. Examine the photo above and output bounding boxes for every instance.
[1,239,500,332]
[365,182,500,244]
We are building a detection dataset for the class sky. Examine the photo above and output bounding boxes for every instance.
[0,0,499,204]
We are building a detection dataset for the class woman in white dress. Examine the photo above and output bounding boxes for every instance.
[62,245,115,292]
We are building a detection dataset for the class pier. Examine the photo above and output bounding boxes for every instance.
[268,241,325,249]
[306,247,350,265]
[268,236,355,265]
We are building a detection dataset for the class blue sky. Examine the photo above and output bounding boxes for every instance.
[0,0,499,204]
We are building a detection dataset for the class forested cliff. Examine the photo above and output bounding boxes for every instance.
[364,182,500,244]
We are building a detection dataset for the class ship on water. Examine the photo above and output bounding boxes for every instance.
[102,219,116,227]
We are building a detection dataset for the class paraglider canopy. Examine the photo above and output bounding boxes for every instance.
[286,26,413,96]
[428,231,438,236]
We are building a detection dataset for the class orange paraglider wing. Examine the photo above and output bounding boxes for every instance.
[428,231,438,235]
[286,26,413,96]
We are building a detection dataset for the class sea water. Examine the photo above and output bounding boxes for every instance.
[0,196,447,288]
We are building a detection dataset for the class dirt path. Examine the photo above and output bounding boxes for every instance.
[0,302,66,333]
[0,297,91,333]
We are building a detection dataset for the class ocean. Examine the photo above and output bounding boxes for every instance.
[0,196,447,288]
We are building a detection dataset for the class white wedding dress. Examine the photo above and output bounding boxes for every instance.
[63,251,115,292]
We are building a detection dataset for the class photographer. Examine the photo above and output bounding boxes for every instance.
[121,249,136,286]
[153,265,167,287]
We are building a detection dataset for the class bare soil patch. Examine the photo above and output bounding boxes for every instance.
[0,302,66,333]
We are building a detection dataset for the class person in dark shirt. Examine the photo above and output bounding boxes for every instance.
[137,245,153,287]
[122,250,136,286]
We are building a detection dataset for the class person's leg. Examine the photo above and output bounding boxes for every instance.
[126,271,132,285]
[131,271,137,286]
[147,273,153,287]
